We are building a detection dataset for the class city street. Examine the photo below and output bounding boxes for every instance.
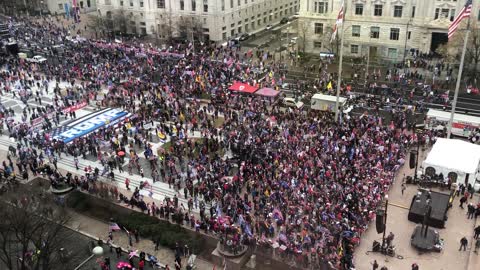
[2,4,480,270]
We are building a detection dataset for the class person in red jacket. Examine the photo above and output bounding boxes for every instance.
[138,259,145,270]
[125,178,130,190]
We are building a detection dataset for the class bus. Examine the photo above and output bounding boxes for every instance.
[425,109,480,137]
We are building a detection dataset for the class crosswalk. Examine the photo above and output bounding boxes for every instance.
[0,135,204,213]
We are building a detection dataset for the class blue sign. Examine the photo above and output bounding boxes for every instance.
[53,108,128,143]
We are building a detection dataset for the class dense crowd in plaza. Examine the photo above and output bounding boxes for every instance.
[0,15,458,269]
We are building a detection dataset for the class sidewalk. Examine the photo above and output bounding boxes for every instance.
[66,209,218,270]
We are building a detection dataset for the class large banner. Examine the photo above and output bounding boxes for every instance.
[51,108,128,143]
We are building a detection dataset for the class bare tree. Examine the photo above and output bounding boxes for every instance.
[176,16,204,42]
[0,190,77,270]
[324,26,342,57]
[87,14,108,39]
[297,20,309,54]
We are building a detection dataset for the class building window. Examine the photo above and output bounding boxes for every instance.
[370,26,380,39]
[223,32,227,40]
[314,23,323,34]
[355,4,363,15]
[374,4,382,16]
[180,0,184,10]
[230,0,233,8]
[313,41,322,48]
[238,0,240,6]
[408,31,411,40]
[390,28,400,40]
[412,6,415,18]
[130,0,133,6]
[441,9,449,19]
[388,48,398,59]
[105,0,111,5]
[221,0,225,11]
[351,44,359,54]
[157,0,165,9]
[450,9,456,21]
[394,6,402,18]
[192,0,196,11]
[314,1,328,14]
[120,0,124,6]
[203,0,208,12]
[140,1,144,7]
[352,25,360,37]
[58,3,63,10]
[435,8,439,20]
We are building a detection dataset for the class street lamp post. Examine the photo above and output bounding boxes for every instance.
[381,195,389,250]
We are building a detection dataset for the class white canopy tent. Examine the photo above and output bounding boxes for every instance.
[423,138,480,189]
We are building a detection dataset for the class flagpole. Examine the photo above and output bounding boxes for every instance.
[447,17,470,138]
[335,1,347,122]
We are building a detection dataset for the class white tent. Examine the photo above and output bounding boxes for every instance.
[423,138,480,188]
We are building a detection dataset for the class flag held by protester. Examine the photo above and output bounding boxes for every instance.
[109,222,121,231]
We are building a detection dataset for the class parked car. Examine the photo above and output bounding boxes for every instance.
[266,24,273,30]
[282,97,304,109]
[26,55,47,63]
[280,17,289,24]
[239,33,250,41]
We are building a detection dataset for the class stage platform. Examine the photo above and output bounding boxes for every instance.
[408,189,452,228]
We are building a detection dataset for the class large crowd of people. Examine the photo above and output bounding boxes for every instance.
[0,15,454,269]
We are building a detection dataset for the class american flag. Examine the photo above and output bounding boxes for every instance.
[109,222,121,231]
[330,0,345,43]
[448,0,472,39]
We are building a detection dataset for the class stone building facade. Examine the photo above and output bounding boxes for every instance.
[298,0,480,61]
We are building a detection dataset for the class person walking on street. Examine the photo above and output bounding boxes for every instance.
[460,195,467,209]
[475,238,480,254]
[474,225,480,239]
[125,178,130,190]
[411,263,419,270]
[74,156,79,170]
[459,237,468,251]
[468,203,475,219]
[401,183,406,195]
[372,260,379,270]
[133,229,139,243]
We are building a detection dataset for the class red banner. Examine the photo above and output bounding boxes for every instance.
[62,101,87,114]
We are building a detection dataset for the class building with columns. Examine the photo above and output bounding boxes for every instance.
[298,0,480,61]
[95,0,300,42]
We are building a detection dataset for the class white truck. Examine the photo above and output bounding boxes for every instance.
[26,55,47,63]
[310,93,347,112]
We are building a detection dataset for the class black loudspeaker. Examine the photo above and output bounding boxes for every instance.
[409,151,416,169]
[376,209,385,234]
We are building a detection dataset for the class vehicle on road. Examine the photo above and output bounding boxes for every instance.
[239,33,250,41]
[280,17,289,24]
[266,24,273,30]
[26,55,47,63]
[282,97,304,109]
[425,109,480,137]
[310,93,347,112]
